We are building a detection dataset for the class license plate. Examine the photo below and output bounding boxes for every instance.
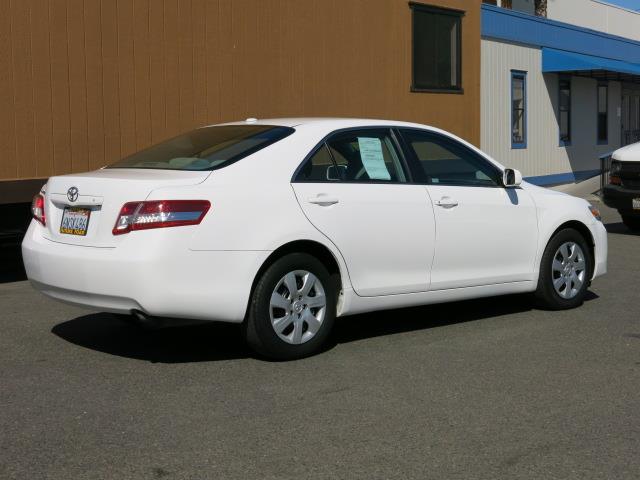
[60,207,91,236]
[634,198,640,210]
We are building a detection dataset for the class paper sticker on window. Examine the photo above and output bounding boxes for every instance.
[357,137,391,181]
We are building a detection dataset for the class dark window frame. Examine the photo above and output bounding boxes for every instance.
[558,75,571,146]
[409,2,464,94]
[291,127,414,185]
[396,127,504,188]
[511,70,527,149]
[597,82,608,145]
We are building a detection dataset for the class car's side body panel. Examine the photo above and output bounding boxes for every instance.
[21,118,608,327]
[426,184,539,290]
[292,182,436,296]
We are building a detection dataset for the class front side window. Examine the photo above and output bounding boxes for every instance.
[511,71,527,148]
[399,129,500,187]
[559,76,571,145]
[108,125,294,170]
[598,83,608,144]
[410,3,463,92]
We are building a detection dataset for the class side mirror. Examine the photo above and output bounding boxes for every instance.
[503,168,522,187]
[326,164,346,181]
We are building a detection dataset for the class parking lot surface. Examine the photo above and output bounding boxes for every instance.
[1,203,639,480]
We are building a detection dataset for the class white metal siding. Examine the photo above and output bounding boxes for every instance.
[481,39,621,180]
[547,0,640,42]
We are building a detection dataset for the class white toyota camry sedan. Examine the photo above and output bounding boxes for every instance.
[22,118,607,359]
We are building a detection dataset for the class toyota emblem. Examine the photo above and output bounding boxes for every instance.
[67,187,79,202]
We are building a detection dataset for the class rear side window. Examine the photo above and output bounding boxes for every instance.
[399,129,500,187]
[108,125,294,171]
[295,128,407,183]
[296,145,341,182]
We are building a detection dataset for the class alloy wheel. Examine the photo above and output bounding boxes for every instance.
[551,241,586,299]
[269,270,327,344]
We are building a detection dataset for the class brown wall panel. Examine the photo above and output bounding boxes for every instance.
[149,0,166,144]
[84,0,105,170]
[31,0,55,179]
[101,0,121,166]
[49,0,72,177]
[0,0,481,194]
[0,0,17,180]
[133,0,152,151]
[11,0,37,179]
[117,0,137,157]
[68,0,89,174]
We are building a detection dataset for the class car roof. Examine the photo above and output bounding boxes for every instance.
[612,141,640,162]
[211,117,437,130]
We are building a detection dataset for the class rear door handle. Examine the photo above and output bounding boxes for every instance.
[435,197,459,208]
[308,195,339,206]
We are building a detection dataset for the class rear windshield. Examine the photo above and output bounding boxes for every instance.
[107,125,294,171]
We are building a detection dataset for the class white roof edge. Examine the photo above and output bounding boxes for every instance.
[202,117,440,129]
[612,141,640,161]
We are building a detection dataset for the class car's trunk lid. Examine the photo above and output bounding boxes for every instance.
[43,168,211,247]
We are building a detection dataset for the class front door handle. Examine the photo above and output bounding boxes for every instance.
[308,195,339,206]
[435,196,459,208]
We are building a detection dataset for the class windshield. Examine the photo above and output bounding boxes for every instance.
[107,125,294,170]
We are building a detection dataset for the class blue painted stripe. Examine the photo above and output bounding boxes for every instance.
[524,169,601,186]
[482,4,640,64]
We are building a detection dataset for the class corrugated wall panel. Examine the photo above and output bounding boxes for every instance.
[49,0,73,177]
[31,0,55,179]
[0,0,480,187]
[481,39,621,178]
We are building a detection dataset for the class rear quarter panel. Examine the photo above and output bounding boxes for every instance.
[146,130,354,291]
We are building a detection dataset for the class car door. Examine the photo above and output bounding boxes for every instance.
[398,128,538,291]
[291,128,436,297]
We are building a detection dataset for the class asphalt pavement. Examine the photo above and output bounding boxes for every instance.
[1,202,639,480]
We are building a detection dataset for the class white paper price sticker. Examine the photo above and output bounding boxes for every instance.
[357,137,391,181]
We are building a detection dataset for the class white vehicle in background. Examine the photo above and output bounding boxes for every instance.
[22,118,607,359]
[602,142,640,231]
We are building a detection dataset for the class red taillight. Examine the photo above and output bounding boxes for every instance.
[609,175,622,185]
[113,200,210,235]
[31,193,46,226]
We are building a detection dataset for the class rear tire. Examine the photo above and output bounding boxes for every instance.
[622,215,640,232]
[245,253,337,360]
[534,228,592,310]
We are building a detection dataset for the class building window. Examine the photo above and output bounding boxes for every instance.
[511,71,527,149]
[559,76,571,145]
[597,83,608,144]
[410,3,463,93]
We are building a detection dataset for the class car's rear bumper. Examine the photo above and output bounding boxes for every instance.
[21,222,270,323]
[602,185,640,215]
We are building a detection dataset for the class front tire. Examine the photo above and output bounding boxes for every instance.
[535,228,592,310]
[245,253,337,360]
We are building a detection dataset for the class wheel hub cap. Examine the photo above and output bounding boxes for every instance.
[269,270,327,345]
[551,241,586,299]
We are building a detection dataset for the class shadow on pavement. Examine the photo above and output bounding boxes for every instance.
[52,314,251,363]
[0,246,27,284]
[332,291,598,345]
[51,291,599,363]
[605,222,640,236]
